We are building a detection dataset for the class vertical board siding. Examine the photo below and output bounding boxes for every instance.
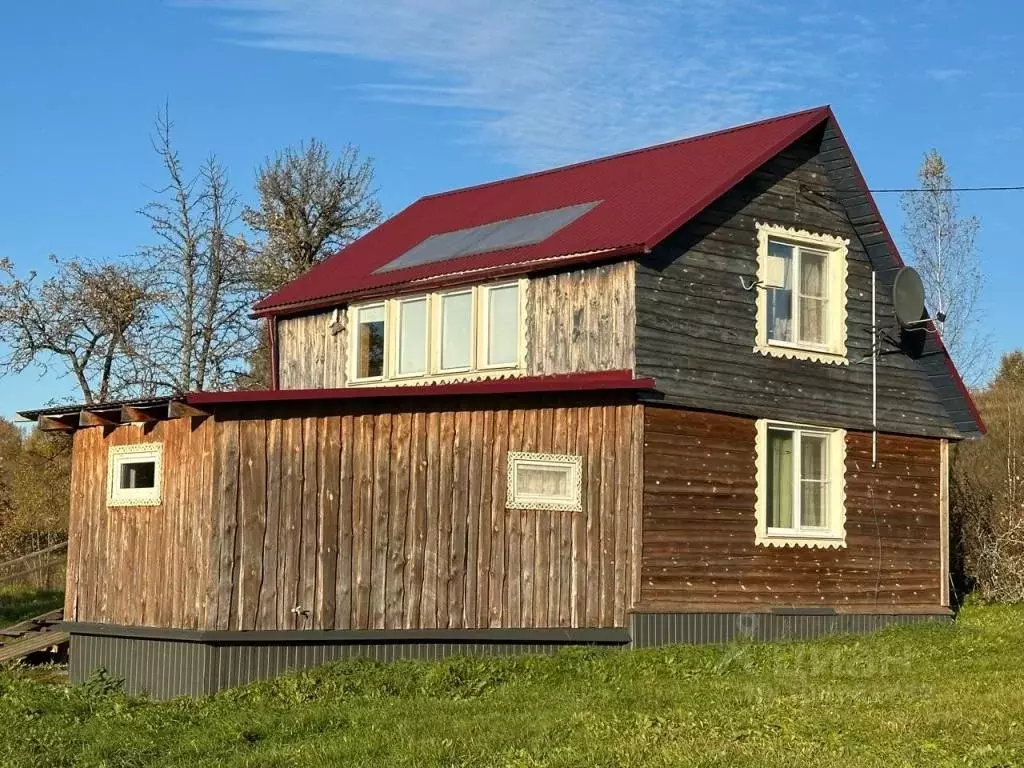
[273,262,636,390]
[65,418,215,628]
[640,406,944,613]
[205,396,643,631]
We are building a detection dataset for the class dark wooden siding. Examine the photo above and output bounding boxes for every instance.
[207,395,643,631]
[66,419,215,628]
[640,406,944,613]
[634,124,960,439]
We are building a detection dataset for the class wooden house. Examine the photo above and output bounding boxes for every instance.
[20,106,983,698]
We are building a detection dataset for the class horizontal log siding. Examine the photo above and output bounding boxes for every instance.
[634,126,959,439]
[65,418,214,628]
[640,406,944,613]
[274,262,635,389]
[208,395,643,631]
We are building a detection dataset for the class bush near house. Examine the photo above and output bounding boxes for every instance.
[1,602,1022,768]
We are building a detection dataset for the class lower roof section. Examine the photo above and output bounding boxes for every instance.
[18,370,656,430]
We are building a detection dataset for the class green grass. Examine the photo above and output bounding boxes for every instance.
[0,586,64,626]
[2,603,1024,767]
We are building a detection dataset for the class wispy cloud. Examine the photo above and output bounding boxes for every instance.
[188,0,880,169]
[926,68,967,82]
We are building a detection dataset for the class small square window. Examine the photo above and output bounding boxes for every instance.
[506,452,582,512]
[107,443,163,507]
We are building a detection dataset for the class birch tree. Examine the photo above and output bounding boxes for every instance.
[901,150,990,384]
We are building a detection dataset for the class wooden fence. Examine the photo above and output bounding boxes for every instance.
[0,541,68,590]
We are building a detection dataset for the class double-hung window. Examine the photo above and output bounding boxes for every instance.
[755,223,849,364]
[349,279,524,384]
[755,420,846,548]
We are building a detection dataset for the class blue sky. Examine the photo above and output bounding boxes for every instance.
[1,1,1021,418]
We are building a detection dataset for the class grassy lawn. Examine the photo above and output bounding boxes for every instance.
[2,603,1023,767]
[0,586,64,626]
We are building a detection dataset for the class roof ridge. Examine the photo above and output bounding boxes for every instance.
[418,105,831,204]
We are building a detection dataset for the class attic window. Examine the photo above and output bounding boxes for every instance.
[349,279,525,385]
[107,443,163,507]
[754,223,850,365]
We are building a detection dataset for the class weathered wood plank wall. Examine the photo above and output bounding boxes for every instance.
[634,127,960,439]
[207,395,643,631]
[640,406,944,613]
[277,311,346,389]
[65,418,215,627]
[526,261,635,376]
[274,262,635,389]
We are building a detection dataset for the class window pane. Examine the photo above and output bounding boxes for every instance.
[517,465,570,498]
[356,305,385,378]
[801,480,827,527]
[799,297,827,345]
[766,241,793,342]
[800,249,828,298]
[800,434,828,481]
[440,292,473,370]
[766,429,794,528]
[397,298,428,375]
[121,461,156,489]
[486,285,519,366]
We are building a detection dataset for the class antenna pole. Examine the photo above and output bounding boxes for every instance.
[872,270,878,468]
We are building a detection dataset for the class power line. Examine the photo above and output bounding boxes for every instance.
[869,185,1024,193]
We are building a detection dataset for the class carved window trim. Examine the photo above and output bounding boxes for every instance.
[754,420,847,549]
[107,443,163,508]
[506,452,583,512]
[753,222,850,365]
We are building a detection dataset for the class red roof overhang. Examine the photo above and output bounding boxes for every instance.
[186,370,656,408]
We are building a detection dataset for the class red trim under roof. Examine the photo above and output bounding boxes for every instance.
[186,370,656,407]
[254,106,833,317]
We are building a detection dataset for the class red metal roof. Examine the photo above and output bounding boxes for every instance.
[186,370,656,408]
[254,106,833,316]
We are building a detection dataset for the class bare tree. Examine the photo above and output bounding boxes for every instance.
[243,139,382,293]
[136,109,258,393]
[901,150,990,384]
[0,256,153,403]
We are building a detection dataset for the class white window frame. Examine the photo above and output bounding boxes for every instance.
[434,288,476,375]
[107,443,163,507]
[506,452,583,512]
[477,281,525,371]
[349,302,387,383]
[346,279,526,386]
[391,295,430,379]
[754,222,850,365]
[754,420,847,549]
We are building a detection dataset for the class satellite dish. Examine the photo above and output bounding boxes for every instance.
[892,267,925,327]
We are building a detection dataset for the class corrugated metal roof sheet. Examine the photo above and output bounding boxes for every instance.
[255,106,833,314]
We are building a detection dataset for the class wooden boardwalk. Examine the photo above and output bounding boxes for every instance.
[0,608,67,664]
